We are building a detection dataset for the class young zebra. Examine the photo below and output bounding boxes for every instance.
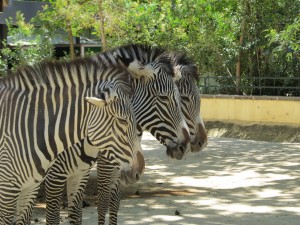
[44,44,192,225]
[0,58,144,224]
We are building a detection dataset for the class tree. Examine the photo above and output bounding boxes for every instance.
[0,12,53,76]
[98,0,107,51]
[2,0,299,95]
[37,0,97,59]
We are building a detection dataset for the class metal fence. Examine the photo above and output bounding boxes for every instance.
[198,76,300,96]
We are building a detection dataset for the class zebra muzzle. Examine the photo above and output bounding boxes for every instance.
[166,128,191,160]
[191,124,208,152]
[120,168,142,185]
[191,139,208,152]
[166,143,187,160]
[120,152,144,185]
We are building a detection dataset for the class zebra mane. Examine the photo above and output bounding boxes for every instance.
[14,57,101,85]
[170,52,199,82]
[112,44,166,63]
[3,57,133,95]
[103,44,175,78]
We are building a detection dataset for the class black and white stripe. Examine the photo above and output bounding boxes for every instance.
[98,49,208,225]
[44,44,192,225]
[171,52,208,152]
[0,58,143,224]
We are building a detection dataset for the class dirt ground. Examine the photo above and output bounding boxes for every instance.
[31,125,300,225]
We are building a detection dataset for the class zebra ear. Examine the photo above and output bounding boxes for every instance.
[85,87,118,107]
[87,87,118,106]
[85,97,106,107]
[173,65,182,81]
[102,87,118,103]
[115,54,154,80]
[114,54,134,68]
[114,55,145,79]
[127,61,155,80]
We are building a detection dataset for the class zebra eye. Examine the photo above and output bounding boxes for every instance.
[181,95,190,102]
[158,95,169,102]
[117,118,128,126]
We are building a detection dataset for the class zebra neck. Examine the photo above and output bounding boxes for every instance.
[0,61,103,163]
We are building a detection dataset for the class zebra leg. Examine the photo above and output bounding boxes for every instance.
[97,155,116,225]
[15,183,40,225]
[0,185,19,224]
[109,178,122,225]
[45,172,67,225]
[67,171,90,225]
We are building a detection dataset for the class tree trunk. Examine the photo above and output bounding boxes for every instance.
[0,24,8,50]
[236,7,247,95]
[235,19,245,95]
[66,19,75,60]
[98,0,107,51]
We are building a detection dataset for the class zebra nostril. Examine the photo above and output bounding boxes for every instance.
[166,147,173,157]
[135,172,140,181]
[178,145,185,153]
[198,141,203,147]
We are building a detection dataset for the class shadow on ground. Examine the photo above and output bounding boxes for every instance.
[32,132,300,225]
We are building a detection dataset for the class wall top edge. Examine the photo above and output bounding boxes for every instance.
[201,94,300,101]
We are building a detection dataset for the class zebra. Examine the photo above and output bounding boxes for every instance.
[0,57,145,224]
[44,44,191,225]
[170,52,208,152]
[96,50,209,225]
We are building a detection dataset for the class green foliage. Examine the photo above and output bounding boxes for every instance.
[0,12,54,76]
[267,16,300,65]
[98,0,241,74]
[1,0,299,95]
[36,0,97,40]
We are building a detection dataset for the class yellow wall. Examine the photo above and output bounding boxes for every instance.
[201,95,300,126]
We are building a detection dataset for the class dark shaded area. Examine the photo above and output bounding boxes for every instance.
[32,133,300,224]
[205,121,300,143]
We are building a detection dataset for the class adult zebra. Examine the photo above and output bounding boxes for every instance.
[0,58,144,224]
[170,52,208,152]
[44,44,191,225]
[97,51,208,225]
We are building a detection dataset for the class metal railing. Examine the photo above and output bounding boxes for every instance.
[198,76,300,96]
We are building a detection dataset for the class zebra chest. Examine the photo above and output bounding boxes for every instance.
[0,135,15,160]
[51,140,97,177]
[0,140,44,185]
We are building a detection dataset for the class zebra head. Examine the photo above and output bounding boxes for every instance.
[111,44,191,160]
[85,70,144,184]
[171,52,208,152]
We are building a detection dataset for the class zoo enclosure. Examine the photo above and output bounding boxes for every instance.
[200,94,300,126]
[199,76,300,97]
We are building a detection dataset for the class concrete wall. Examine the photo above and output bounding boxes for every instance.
[201,95,300,126]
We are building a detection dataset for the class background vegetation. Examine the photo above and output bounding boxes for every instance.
[0,0,299,95]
